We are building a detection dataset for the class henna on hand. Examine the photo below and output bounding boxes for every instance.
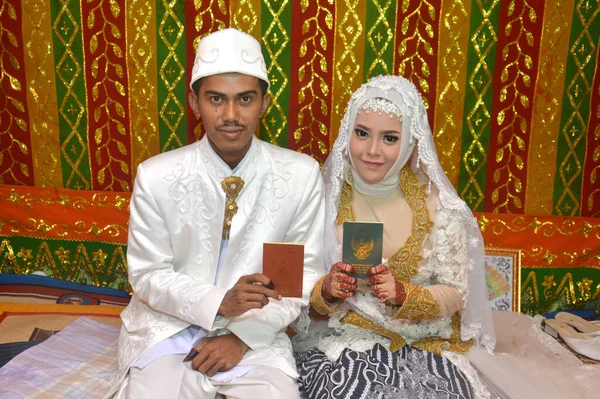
[368,264,405,304]
[322,262,357,301]
[393,279,407,306]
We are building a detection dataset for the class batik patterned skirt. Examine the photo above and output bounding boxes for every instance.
[296,344,473,399]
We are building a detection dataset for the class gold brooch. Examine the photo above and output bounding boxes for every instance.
[221,176,244,239]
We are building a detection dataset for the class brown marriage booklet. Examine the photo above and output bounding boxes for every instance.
[262,242,304,298]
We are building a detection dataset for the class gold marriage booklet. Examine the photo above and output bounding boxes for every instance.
[262,242,304,298]
[342,221,383,280]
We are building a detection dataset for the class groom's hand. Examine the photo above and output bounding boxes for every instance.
[190,334,249,376]
[218,273,281,318]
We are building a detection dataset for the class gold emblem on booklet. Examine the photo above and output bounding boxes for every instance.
[352,237,374,260]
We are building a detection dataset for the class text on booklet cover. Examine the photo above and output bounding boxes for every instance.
[342,221,383,278]
[262,242,304,297]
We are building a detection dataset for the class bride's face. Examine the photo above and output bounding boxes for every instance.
[349,110,402,184]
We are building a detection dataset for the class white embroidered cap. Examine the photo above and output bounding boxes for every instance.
[189,28,270,91]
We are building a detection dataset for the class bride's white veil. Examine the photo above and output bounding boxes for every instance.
[322,75,496,352]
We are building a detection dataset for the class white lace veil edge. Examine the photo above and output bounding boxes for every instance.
[322,75,496,353]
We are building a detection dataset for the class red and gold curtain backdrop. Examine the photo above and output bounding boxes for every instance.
[1,0,599,217]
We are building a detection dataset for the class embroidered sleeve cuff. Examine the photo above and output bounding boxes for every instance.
[311,275,343,314]
[393,281,440,320]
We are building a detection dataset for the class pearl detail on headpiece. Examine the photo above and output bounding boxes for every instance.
[359,98,403,120]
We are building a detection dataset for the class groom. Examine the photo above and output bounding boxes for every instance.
[106,28,326,399]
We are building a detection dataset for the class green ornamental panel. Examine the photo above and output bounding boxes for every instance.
[0,236,129,292]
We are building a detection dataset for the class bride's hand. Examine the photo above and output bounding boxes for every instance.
[322,262,357,302]
[368,264,406,305]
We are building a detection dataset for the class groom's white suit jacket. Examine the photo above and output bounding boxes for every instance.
[106,136,326,397]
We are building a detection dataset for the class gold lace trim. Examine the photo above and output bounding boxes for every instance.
[409,338,450,355]
[412,312,473,355]
[393,281,440,320]
[335,167,432,282]
[340,311,406,352]
[448,311,473,353]
[335,177,356,225]
[388,168,433,281]
[311,275,342,315]
[340,310,472,355]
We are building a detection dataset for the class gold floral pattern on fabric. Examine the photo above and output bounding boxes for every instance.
[221,176,244,239]
[335,177,356,225]
[5,2,600,215]
[411,319,472,355]
[554,0,598,216]
[364,0,394,79]
[525,1,573,215]
[23,0,62,188]
[395,0,436,110]
[231,0,260,41]
[291,1,333,158]
[409,313,473,355]
[340,310,406,352]
[157,1,185,153]
[489,0,538,213]
[447,312,473,353]
[331,1,365,142]
[310,275,343,315]
[522,246,600,268]
[290,1,335,159]
[1,1,31,186]
[128,0,160,171]
[1,219,127,239]
[393,281,440,320]
[387,168,433,281]
[53,0,88,190]
[0,188,129,211]
[340,310,472,356]
[261,0,290,144]
[478,214,600,239]
[434,0,471,187]
[409,338,449,355]
[458,0,501,210]
[85,0,132,191]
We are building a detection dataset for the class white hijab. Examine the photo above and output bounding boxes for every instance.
[322,75,496,352]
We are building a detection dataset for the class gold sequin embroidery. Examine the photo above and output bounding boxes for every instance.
[411,313,472,354]
[393,281,441,320]
[340,310,406,352]
[335,176,356,225]
[410,338,450,355]
[387,167,433,281]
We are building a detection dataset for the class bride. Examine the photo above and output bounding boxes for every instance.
[294,75,600,399]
